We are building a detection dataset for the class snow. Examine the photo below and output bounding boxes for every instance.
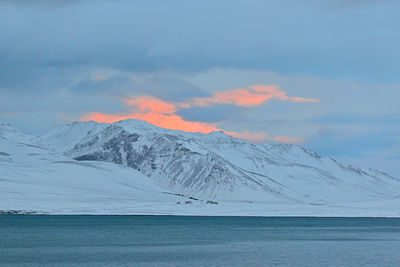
[1,119,400,216]
[0,137,189,214]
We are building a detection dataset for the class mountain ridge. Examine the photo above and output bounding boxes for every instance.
[1,119,400,216]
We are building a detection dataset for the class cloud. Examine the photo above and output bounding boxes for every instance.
[0,0,399,83]
[79,96,263,142]
[79,84,316,143]
[174,84,318,124]
[80,96,228,134]
[125,96,177,114]
[71,74,209,102]
[192,84,319,107]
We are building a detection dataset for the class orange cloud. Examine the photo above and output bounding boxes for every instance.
[192,84,319,107]
[79,84,315,144]
[125,96,177,114]
[131,113,219,133]
[81,96,219,134]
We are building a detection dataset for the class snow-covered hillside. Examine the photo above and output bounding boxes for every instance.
[2,120,400,216]
[0,128,187,214]
[0,123,32,142]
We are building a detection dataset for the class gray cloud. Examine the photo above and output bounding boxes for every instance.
[0,0,399,83]
[72,74,210,101]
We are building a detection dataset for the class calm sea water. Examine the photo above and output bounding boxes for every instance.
[1,216,400,266]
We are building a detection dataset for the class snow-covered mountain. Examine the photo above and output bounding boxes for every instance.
[2,119,400,216]
[0,125,192,214]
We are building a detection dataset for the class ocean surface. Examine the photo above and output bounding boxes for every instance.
[1,216,400,266]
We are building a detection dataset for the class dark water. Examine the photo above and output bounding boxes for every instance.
[1,216,400,266]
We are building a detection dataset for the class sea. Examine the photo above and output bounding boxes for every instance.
[1,215,400,266]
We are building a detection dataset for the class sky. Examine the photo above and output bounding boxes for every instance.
[1,0,399,176]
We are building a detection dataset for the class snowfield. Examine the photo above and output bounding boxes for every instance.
[1,120,400,216]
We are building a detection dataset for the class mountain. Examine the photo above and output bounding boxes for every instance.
[1,119,400,216]
[0,124,187,214]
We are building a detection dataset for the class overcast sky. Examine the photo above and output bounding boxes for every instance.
[1,0,399,176]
